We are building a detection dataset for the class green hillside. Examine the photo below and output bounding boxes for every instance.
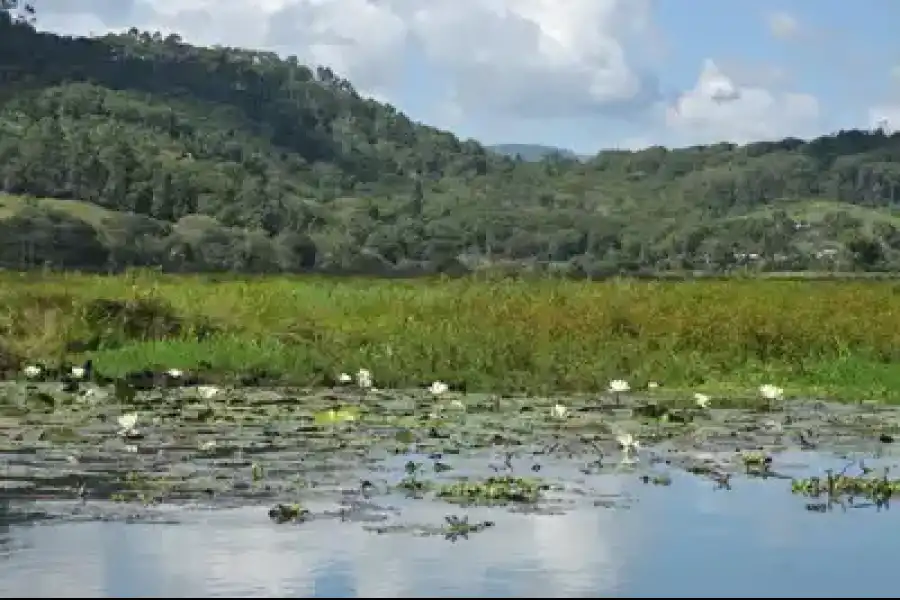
[1,12,900,275]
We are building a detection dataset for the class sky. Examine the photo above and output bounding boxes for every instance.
[27,0,900,154]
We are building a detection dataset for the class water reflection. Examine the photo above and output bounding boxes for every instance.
[0,455,898,597]
[0,491,636,598]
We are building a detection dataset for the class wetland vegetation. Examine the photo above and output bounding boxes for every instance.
[1,272,899,400]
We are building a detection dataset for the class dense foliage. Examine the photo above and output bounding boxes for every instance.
[1,15,900,275]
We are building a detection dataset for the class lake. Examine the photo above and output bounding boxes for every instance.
[1,450,897,598]
[1,383,898,597]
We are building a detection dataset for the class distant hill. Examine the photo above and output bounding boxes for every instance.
[1,11,900,276]
[488,144,581,161]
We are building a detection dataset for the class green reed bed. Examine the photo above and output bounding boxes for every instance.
[1,270,899,400]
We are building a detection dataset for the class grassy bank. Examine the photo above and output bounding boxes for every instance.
[1,271,899,401]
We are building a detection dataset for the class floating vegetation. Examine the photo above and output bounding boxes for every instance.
[441,514,495,541]
[314,407,360,425]
[397,461,431,495]
[2,374,900,539]
[741,452,774,476]
[363,514,495,541]
[268,503,311,524]
[436,476,548,506]
[640,474,673,486]
[791,465,899,508]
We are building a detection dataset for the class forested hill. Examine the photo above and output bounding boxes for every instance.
[1,14,900,276]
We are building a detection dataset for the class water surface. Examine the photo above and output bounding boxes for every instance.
[3,383,899,597]
[1,451,896,598]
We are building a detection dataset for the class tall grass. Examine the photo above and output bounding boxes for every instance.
[2,270,899,399]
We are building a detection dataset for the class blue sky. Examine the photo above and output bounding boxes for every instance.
[35,0,900,154]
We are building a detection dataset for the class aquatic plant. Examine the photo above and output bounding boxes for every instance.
[616,432,640,454]
[441,515,495,541]
[397,460,430,495]
[640,473,672,486]
[314,407,359,425]
[429,381,449,396]
[356,368,373,389]
[694,393,710,409]
[437,475,547,505]
[792,467,899,508]
[3,273,900,400]
[117,412,140,438]
[609,379,630,406]
[268,503,311,524]
[741,451,773,476]
[196,385,220,399]
[758,384,784,410]
[550,403,568,419]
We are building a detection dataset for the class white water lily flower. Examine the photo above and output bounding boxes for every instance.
[117,413,139,437]
[166,368,184,378]
[762,419,783,433]
[609,379,631,393]
[429,381,449,396]
[619,453,639,466]
[23,365,42,378]
[356,369,373,389]
[197,385,220,399]
[694,393,711,409]
[758,384,784,401]
[449,399,465,410]
[550,403,568,419]
[616,432,640,453]
[71,365,86,379]
[338,372,353,384]
[647,381,659,389]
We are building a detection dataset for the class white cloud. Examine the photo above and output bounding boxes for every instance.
[0,502,635,597]
[404,0,658,118]
[33,0,659,120]
[869,105,900,132]
[766,11,800,41]
[664,59,820,146]
[264,0,409,95]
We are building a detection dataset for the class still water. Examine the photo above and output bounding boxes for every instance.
[0,452,896,598]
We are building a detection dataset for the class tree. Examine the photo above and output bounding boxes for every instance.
[846,236,884,269]
[0,1,35,24]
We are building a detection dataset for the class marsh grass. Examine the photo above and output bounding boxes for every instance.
[2,270,900,400]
